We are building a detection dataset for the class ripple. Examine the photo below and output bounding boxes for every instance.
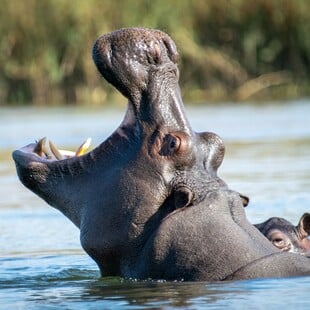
[0,254,99,289]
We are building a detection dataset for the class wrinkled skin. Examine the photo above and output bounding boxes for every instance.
[12,28,310,281]
[255,213,310,257]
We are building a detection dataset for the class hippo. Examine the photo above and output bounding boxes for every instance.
[12,28,310,281]
[255,213,310,256]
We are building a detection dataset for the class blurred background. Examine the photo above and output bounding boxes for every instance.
[1,0,310,106]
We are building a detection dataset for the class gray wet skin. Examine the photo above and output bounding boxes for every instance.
[255,213,310,257]
[12,28,310,281]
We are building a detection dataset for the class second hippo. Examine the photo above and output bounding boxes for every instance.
[255,213,310,256]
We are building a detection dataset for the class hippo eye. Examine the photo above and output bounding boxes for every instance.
[271,237,287,249]
[273,238,283,244]
[169,137,177,149]
[160,134,181,156]
[268,231,290,250]
[272,238,284,248]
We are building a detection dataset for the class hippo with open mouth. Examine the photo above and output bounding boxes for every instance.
[13,28,310,281]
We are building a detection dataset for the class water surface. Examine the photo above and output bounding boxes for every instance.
[0,101,309,309]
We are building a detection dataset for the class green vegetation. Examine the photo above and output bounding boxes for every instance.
[1,0,309,105]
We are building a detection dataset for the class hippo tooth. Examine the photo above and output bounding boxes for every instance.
[59,149,76,158]
[75,138,91,156]
[33,137,47,157]
[49,140,64,160]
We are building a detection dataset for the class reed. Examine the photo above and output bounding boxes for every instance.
[1,0,309,105]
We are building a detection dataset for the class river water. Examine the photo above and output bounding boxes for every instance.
[0,101,309,309]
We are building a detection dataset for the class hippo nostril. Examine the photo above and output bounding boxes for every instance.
[162,36,179,64]
[153,42,161,64]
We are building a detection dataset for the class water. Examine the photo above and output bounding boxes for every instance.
[0,101,309,309]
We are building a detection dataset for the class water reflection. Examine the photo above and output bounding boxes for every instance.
[83,280,214,308]
[79,277,310,308]
[3,271,308,309]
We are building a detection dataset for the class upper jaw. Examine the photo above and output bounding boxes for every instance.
[92,28,180,108]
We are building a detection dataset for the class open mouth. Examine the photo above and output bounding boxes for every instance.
[30,137,92,161]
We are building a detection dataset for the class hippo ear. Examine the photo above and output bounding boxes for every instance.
[198,132,225,172]
[297,213,310,239]
[174,186,193,209]
[238,193,249,207]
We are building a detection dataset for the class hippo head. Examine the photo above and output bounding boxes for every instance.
[255,213,310,256]
[12,28,227,276]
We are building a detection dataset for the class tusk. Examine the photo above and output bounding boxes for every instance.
[75,138,91,156]
[33,137,92,159]
[33,137,46,157]
[49,140,64,160]
[33,137,52,158]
